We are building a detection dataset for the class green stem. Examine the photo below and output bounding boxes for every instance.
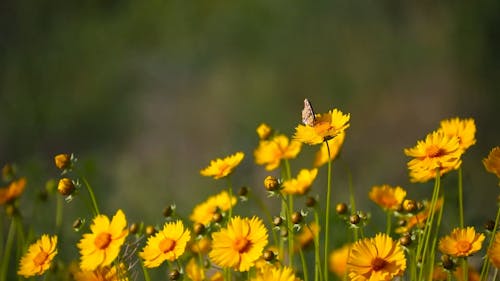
[299,248,309,281]
[227,177,233,220]
[283,160,294,267]
[386,211,392,235]
[480,202,500,281]
[323,141,333,281]
[313,211,322,281]
[0,219,16,281]
[81,176,100,215]
[458,167,464,228]
[427,198,445,281]
[461,258,468,281]
[140,260,151,281]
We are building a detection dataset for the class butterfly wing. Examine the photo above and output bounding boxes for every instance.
[302,98,316,126]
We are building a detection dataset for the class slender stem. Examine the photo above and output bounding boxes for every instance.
[0,219,16,281]
[386,211,392,235]
[283,160,294,267]
[323,141,333,281]
[140,260,151,281]
[313,210,321,281]
[493,268,498,281]
[299,248,309,281]
[427,198,445,281]
[480,202,500,281]
[458,167,464,228]
[462,258,468,281]
[227,177,233,220]
[81,176,100,215]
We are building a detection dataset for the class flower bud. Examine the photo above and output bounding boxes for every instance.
[145,225,156,236]
[212,212,223,223]
[238,186,248,197]
[349,214,361,225]
[54,154,71,170]
[129,223,139,234]
[163,206,173,217]
[194,223,205,235]
[57,178,75,196]
[273,216,283,227]
[264,176,280,191]
[305,196,316,207]
[169,269,180,280]
[256,123,273,140]
[73,218,83,231]
[336,203,348,215]
[291,211,302,224]
[403,199,417,213]
[263,250,276,262]
[485,220,496,232]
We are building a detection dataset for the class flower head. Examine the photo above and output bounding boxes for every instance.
[294,108,350,145]
[404,131,463,183]
[140,220,191,268]
[438,227,485,257]
[282,169,318,195]
[190,190,237,226]
[256,123,273,140]
[329,243,351,278]
[314,131,345,167]
[200,152,245,180]
[77,209,129,271]
[0,177,26,205]
[439,118,476,152]
[488,232,500,269]
[73,264,129,281]
[347,233,406,281]
[54,153,72,170]
[251,266,299,281]
[18,235,58,277]
[209,216,268,272]
[57,178,75,196]
[483,146,500,184]
[369,184,406,211]
[254,135,302,171]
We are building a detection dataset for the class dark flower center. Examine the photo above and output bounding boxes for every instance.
[371,257,387,271]
[94,232,112,249]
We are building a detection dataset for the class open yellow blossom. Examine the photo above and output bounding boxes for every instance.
[140,220,191,268]
[200,152,244,180]
[190,190,237,226]
[209,216,268,272]
[251,266,300,281]
[256,123,273,140]
[77,209,128,271]
[369,184,406,211]
[282,168,318,195]
[294,108,350,145]
[347,233,406,281]
[295,222,320,250]
[329,243,351,278]
[395,197,444,234]
[254,135,302,171]
[404,130,463,183]
[314,131,345,167]
[438,227,484,257]
[73,264,129,281]
[0,177,26,205]
[488,232,500,268]
[483,146,500,184]
[18,235,58,277]
[439,117,476,152]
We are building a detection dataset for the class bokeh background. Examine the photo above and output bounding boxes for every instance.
[1,0,499,277]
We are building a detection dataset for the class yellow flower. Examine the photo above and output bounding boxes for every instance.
[438,227,485,257]
[329,244,351,278]
[483,146,500,184]
[54,153,72,170]
[251,266,300,281]
[488,232,500,268]
[254,135,302,171]
[140,220,191,268]
[77,209,129,271]
[282,169,318,195]
[0,177,26,205]
[294,109,350,145]
[256,123,273,140]
[18,235,58,277]
[395,198,444,234]
[404,131,463,183]
[73,264,129,281]
[369,184,406,211]
[209,216,268,272]
[186,258,205,281]
[295,222,320,250]
[347,233,406,281]
[190,190,237,226]
[313,131,345,167]
[200,152,245,180]
[190,237,211,254]
[439,118,476,152]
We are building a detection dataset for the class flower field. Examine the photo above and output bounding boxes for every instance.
[1,99,500,281]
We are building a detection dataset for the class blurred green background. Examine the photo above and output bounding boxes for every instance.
[1,0,499,277]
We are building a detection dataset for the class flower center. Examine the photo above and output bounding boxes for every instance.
[33,251,49,266]
[94,232,112,249]
[371,257,387,271]
[233,237,250,253]
[426,145,444,158]
[456,240,472,253]
[159,238,176,253]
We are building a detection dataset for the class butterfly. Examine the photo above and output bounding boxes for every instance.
[301,98,316,126]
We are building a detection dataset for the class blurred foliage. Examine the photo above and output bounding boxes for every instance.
[1,0,499,240]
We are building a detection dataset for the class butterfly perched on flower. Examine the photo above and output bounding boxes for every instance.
[302,98,316,126]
